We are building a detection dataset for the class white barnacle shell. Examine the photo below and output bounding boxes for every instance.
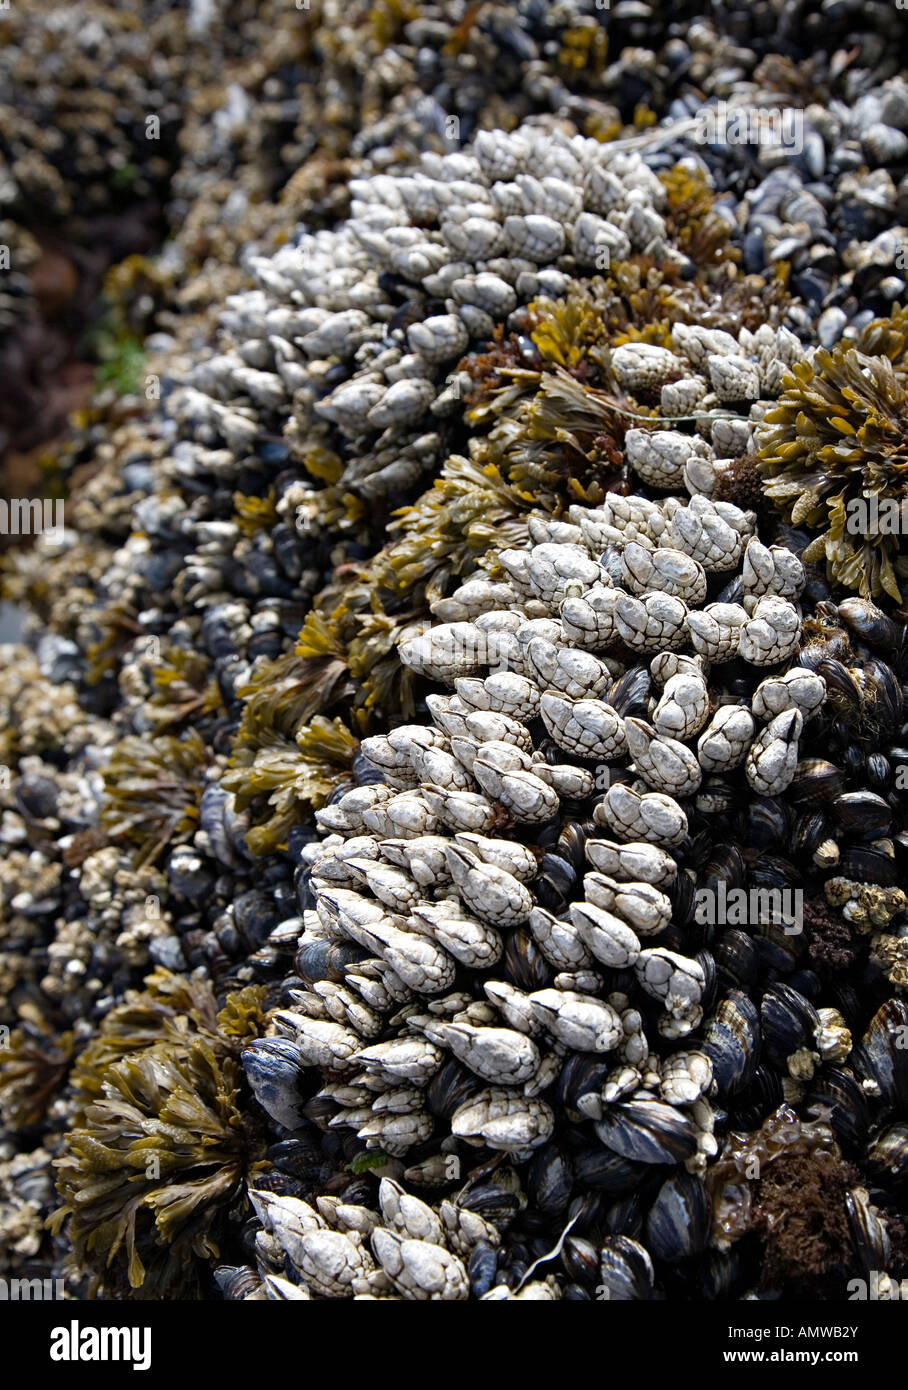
[367,378,437,430]
[528,988,624,1053]
[593,783,688,847]
[611,343,683,394]
[503,214,567,262]
[688,603,748,663]
[751,669,826,721]
[635,947,705,1013]
[560,583,621,649]
[407,314,470,365]
[668,495,744,571]
[540,691,627,761]
[614,591,689,653]
[745,708,803,796]
[652,671,710,740]
[706,353,761,402]
[455,671,542,720]
[371,1228,468,1301]
[527,906,593,971]
[738,596,801,667]
[569,900,641,969]
[624,718,702,797]
[444,844,533,927]
[620,542,707,605]
[572,212,631,267]
[624,429,704,489]
[409,903,503,971]
[420,786,498,834]
[523,637,612,700]
[741,537,805,601]
[454,833,538,882]
[429,1021,540,1085]
[526,542,603,609]
[696,704,755,772]
[584,838,677,888]
[451,1088,554,1151]
[659,1051,714,1105]
[398,622,486,683]
[581,872,672,936]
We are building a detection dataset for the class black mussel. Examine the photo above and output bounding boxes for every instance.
[468,1243,499,1298]
[428,1059,482,1120]
[644,1171,709,1264]
[214,1265,262,1300]
[703,991,760,1097]
[696,1249,746,1301]
[566,1189,608,1232]
[603,1190,647,1239]
[746,796,790,850]
[714,929,762,987]
[458,1184,521,1227]
[817,658,863,719]
[527,1142,573,1214]
[861,658,904,733]
[241,1038,306,1130]
[533,851,577,911]
[503,924,553,991]
[727,1064,784,1131]
[831,790,891,838]
[702,844,746,893]
[846,1187,891,1276]
[557,1053,612,1123]
[760,983,820,1067]
[556,823,588,873]
[749,854,800,890]
[296,937,367,983]
[804,1068,869,1152]
[695,777,738,816]
[787,759,847,805]
[840,844,900,887]
[791,810,829,859]
[837,598,901,652]
[696,949,718,1013]
[561,1235,600,1286]
[234,889,278,948]
[598,1236,655,1300]
[572,1146,646,1194]
[867,1124,908,1184]
[851,1000,908,1109]
[608,665,650,718]
[595,1097,699,1165]
[669,869,696,929]
[865,753,892,791]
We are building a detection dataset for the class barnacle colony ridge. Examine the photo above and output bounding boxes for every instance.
[3,8,908,1305]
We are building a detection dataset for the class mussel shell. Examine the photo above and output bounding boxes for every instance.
[214,1265,261,1300]
[703,990,760,1097]
[831,790,891,837]
[468,1242,499,1298]
[846,1186,890,1275]
[866,1123,908,1183]
[760,983,820,1067]
[598,1236,655,1301]
[746,796,790,850]
[595,1098,699,1165]
[839,844,900,887]
[295,938,367,983]
[458,1183,521,1226]
[561,1235,600,1286]
[787,759,846,806]
[714,929,762,987]
[428,1058,483,1120]
[557,1053,612,1123]
[572,1146,647,1194]
[790,810,829,859]
[804,1068,869,1151]
[644,1171,708,1264]
[852,1000,908,1109]
[503,925,554,991]
[703,844,746,893]
[527,1143,574,1215]
[608,665,651,718]
[838,599,901,651]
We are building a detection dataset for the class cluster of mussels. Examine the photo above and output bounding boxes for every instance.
[3,0,908,1303]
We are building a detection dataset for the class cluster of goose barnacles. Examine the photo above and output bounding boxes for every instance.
[239,477,844,1295]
